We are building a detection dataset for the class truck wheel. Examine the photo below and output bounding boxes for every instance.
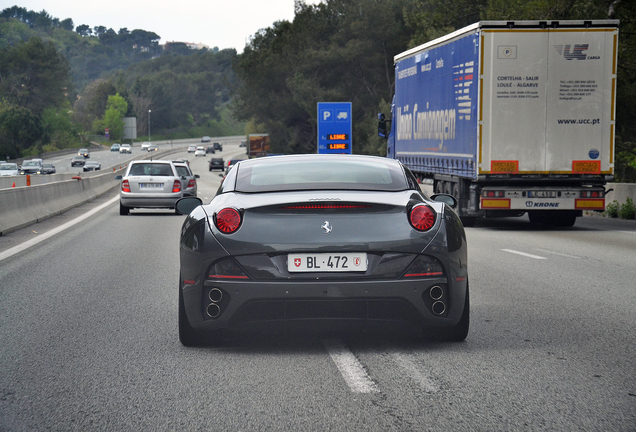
[552,211,577,227]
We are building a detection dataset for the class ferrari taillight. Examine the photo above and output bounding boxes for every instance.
[172,180,181,193]
[121,179,131,193]
[214,208,242,234]
[409,204,436,231]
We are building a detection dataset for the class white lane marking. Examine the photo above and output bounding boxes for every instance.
[323,339,379,394]
[501,249,547,260]
[391,353,438,393]
[535,248,582,259]
[0,195,119,262]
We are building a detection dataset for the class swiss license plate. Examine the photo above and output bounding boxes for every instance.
[140,183,163,188]
[288,253,367,272]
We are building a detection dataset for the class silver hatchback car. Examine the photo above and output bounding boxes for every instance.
[117,160,183,215]
[173,161,199,197]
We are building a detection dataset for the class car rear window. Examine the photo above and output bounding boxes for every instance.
[129,163,174,176]
[235,158,408,192]
[175,166,191,176]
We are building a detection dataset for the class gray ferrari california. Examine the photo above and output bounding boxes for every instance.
[176,154,469,346]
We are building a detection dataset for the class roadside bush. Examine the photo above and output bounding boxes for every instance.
[618,198,636,219]
[605,200,620,218]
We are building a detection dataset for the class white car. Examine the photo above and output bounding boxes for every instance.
[141,142,151,151]
[194,146,206,157]
[0,163,20,176]
[120,144,132,154]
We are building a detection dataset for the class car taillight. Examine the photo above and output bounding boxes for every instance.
[409,204,436,231]
[214,208,242,234]
[187,179,196,189]
[121,179,131,193]
[172,180,181,193]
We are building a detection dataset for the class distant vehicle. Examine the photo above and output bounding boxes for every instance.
[239,141,246,148]
[205,146,215,154]
[187,145,197,153]
[116,160,184,215]
[201,136,211,143]
[213,142,223,151]
[20,160,43,174]
[119,144,132,154]
[194,146,206,157]
[209,158,224,171]
[173,162,199,197]
[141,142,151,151]
[78,148,90,158]
[110,143,121,152]
[0,163,20,176]
[41,163,56,174]
[71,156,86,167]
[83,161,101,171]
[147,144,159,152]
[226,159,242,174]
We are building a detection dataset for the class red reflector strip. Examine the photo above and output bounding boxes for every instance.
[183,280,196,285]
[455,276,466,282]
[403,272,444,278]
[279,204,371,209]
[208,275,249,279]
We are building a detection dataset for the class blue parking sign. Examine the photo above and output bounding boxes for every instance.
[317,102,352,154]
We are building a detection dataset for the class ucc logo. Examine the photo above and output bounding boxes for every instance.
[553,44,589,60]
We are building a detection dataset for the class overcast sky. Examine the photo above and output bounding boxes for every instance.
[9,0,322,52]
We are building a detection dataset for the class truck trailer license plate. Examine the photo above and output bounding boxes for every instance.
[528,191,557,198]
[288,253,367,272]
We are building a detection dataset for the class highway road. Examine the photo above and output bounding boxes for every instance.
[0,139,634,430]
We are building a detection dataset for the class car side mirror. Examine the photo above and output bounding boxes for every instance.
[195,174,200,179]
[175,196,203,215]
[430,193,457,208]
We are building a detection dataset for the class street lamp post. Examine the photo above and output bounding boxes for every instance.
[148,109,151,142]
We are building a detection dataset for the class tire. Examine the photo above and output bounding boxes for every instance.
[423,282,470,342]
[445,283,470,342]
[119,202,129,215]
[179,282,221,347]
[552,212,577,227]
[460,217,476,227]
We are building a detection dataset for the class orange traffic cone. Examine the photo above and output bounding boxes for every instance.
[12,182,16,187]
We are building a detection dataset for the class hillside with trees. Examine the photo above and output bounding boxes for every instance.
[0,6,239,159]
[0,1,634,181]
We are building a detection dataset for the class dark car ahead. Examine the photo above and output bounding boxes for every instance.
[71,155,86,167]
[175,154,468,346]
[83,161,101,171]
[213,142,223,151]
[78,148,90,158]
[208,158,224,171]
[41,163,56,174]
[226,159,241,174]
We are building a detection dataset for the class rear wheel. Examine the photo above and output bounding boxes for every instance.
[423,282,470,342]
[119,202,129,215]
[179,282,221,347]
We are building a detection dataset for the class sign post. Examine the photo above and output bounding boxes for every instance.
[317,102,352,154]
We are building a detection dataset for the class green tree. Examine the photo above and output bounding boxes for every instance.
[0,36,72,115]
[0,104,42,158]
[94,93,128,139]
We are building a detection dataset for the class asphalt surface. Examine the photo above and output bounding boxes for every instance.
[0,142,634,431]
